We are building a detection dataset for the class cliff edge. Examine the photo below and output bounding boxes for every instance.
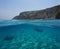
[13,5,60,20]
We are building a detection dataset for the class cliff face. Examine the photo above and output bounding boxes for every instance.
[13,5,60,20]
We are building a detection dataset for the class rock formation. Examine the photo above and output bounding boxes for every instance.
[13,5,60,20]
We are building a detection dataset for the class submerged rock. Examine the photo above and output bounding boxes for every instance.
[34,28,44,32]
[4,35,14,41]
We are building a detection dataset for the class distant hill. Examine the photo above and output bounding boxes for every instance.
[13,5,60,20]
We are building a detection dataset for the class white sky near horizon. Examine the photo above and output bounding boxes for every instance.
[0,0,60,20]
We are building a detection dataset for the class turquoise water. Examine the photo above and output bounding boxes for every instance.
[0,20,60,49]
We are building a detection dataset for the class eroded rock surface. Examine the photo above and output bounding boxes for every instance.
[13,5,60,20]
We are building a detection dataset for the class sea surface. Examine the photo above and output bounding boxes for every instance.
[0,20,60,49]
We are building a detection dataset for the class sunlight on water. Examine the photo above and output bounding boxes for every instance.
[0,20,60,49]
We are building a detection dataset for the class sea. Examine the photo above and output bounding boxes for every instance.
[0,20,60,49]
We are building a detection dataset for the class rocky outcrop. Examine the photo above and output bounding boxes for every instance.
[13,5,60,20]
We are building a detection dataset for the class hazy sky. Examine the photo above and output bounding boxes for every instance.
[0,0,60,20]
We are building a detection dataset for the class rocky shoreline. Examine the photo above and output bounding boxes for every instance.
[13,5,60,20]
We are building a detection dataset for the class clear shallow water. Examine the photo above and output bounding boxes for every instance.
[0,20,60,49]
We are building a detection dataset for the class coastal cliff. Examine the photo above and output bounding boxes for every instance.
[13,5,60,20]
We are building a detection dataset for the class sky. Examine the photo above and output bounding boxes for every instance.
[0,0,60,20]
